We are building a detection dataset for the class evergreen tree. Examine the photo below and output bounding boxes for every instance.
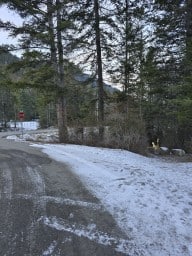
[0,0,74,142]
[143,0,192,149]
[0,53,18,127]
[68,0,118,130]
[109,0,153,116]
[110,0,143,93]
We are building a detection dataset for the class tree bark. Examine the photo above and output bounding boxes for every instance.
[186,0,192,41]
[94,0,104,139]
[56,0,68,142]
[47,0,68,143]
[124,0,129,95]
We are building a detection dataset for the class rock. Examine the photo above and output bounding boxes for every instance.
[171,149,185,156]
[159,147,170,155]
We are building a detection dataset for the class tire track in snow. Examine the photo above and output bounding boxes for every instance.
[26,166,45,195]
[0,162,14,255]
[42,241,57,256]
[0,163,13,200]
[15,194,103,211]
[25,166,46,211]
[25,166,47,255]
[39,216,142,256]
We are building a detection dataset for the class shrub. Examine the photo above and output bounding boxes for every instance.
[106,113,147,154]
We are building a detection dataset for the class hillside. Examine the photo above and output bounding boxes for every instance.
[0,52,19,65]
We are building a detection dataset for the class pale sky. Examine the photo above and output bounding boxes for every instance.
[0,5,22,49]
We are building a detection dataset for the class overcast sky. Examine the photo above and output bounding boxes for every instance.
[0,5,22,51]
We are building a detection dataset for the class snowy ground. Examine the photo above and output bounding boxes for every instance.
[7,129,192,256]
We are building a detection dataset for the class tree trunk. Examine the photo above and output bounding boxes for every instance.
[124,0,130,114]
[94,0,104,139]
[124,0,129,95]
[47,0,68,143]
[57,94,68,142]
[47,0,57,69]
[186,0,192,41]
[56,0,68,142]
[185,0,192,70]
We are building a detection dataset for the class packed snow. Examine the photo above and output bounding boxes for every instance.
[6,129,192,256]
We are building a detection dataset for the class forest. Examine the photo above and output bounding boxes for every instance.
[0,0,192,154]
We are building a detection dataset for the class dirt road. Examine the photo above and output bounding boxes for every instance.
[0,133,132,256]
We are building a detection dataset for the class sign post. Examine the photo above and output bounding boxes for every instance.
[19,111,25,138]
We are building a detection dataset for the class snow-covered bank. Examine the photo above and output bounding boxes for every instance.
[6,130,192,255]
[31,143,192,256]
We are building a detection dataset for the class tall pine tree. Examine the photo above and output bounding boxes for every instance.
[0,0,74,142]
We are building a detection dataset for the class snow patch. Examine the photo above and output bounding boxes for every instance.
[1,167,12,199]
[33,143,192,256]
[26,167,45,195]
[8,121,39,131]
[6,135,22,141]
[14,194,102,211]
[6,132,192,255]
[42,241,57,256]
[39,216,141,255]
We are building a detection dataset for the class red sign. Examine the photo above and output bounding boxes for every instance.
[19,111,25,120]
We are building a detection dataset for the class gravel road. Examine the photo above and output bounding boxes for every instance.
[0,132,131,256]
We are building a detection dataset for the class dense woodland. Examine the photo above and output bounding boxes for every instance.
[0,0,192,153]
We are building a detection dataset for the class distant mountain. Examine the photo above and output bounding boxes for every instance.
[0,52,19,65]
[75,73,118,93]
[0,54,119,93]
